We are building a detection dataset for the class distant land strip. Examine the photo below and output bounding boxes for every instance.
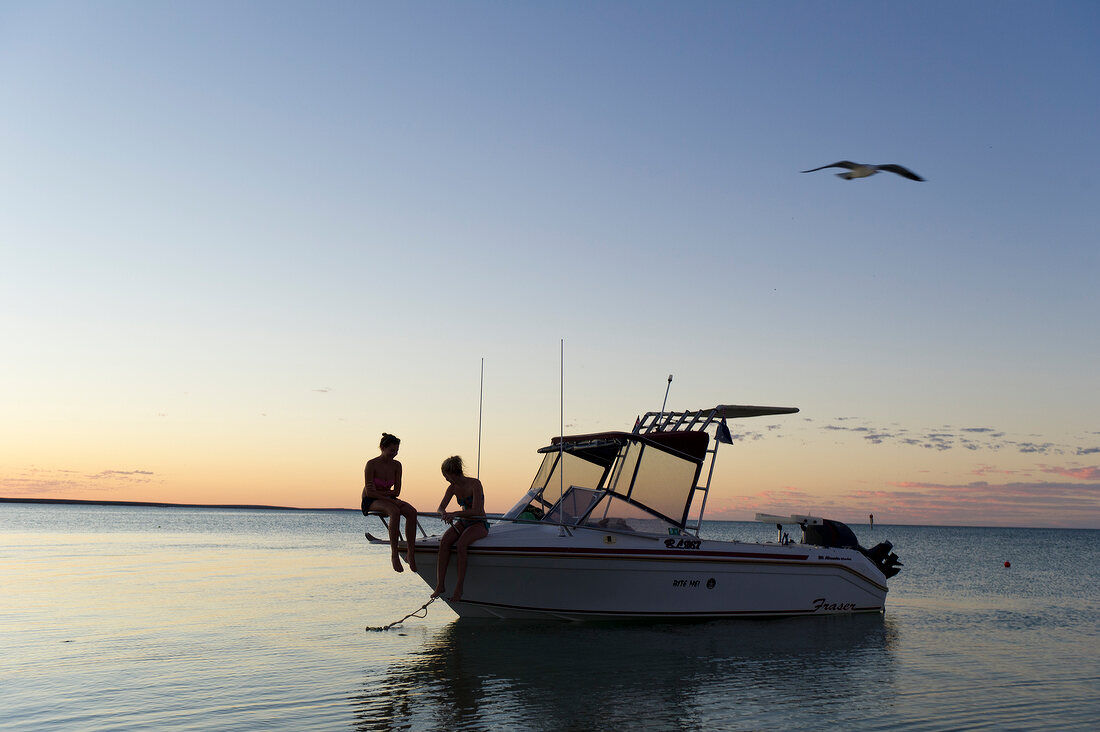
[0,497,356,512]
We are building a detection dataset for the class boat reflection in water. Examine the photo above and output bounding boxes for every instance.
[350,614,897,730]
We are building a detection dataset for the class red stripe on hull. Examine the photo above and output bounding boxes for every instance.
[451,598,885,618]
[407,544,889,592]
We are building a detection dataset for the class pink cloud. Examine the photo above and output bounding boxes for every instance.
[1041,465,1100,481]
[0,467,158,496]
[709,480,1100,528]
[970,464,1028,478]
[852,481,1100,527]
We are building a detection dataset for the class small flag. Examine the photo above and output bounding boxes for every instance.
[716,418,734,444]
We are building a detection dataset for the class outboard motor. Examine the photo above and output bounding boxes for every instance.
[864,541,903,578]
[801,518,860,549]
[802,518,903,579]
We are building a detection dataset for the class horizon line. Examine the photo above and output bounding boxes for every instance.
[2,497,1095,531]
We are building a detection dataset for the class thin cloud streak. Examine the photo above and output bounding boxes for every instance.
[853,480,1099,528]
[820,421,1063,454]
[1042,466,1100,481]
[1,467,159,496]
[711,479,1100,529]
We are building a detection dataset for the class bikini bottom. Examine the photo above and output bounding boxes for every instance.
[454,517,490,533]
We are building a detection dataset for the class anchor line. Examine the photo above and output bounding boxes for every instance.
[364,596,438,632]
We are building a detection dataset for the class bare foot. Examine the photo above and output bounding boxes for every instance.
[391,554,404,573]
[451,588,463,602]
[406,551,417,572]
[431,585,445,598]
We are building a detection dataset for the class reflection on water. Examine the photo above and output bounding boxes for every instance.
[5,507,1097,730]
[354,615,897,730]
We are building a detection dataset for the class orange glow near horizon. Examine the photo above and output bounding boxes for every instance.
[5,421,1098,529]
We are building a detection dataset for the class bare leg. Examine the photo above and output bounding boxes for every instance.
[433,527,458,597]
[372,499,405,572]
[401,503,418,572]
[450,524,488,602]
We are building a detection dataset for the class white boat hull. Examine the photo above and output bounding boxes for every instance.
[394,523,889,620]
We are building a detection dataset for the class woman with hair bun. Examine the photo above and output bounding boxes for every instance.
[363,433,418,572]
[432,455,489,602]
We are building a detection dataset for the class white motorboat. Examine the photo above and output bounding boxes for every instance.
[367,404,901,620]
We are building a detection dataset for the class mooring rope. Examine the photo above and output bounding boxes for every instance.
[364,596,438,632]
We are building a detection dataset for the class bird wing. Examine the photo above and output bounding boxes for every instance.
[876,164,924,181]
[800,161,857,173]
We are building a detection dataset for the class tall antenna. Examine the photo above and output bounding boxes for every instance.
[559,339,564,503]
[477,357,484,479]
[657,374,673,427]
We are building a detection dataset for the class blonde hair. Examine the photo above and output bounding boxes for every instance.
[441,455,465,477]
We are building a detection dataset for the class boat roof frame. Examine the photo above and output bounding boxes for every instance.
[541,431,710,464]
[537,403,800,533]
[636,404,799,434]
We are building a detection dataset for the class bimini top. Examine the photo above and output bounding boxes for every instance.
[635,404,799,435]
[544,430,711,463]
[711,404,800,419]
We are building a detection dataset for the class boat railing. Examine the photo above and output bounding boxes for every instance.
[366,510,513,540]
[363,510,431,539]
[366,509,676,543]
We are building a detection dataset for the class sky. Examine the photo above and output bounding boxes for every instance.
[2,1,1098,528]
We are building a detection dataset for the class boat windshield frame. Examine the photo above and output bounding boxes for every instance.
[502,431,707,533]
[500,404,800,535]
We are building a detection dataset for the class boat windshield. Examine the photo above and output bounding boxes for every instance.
[542,486,603,525]
[583,491,682,535]
[504,431,705,532]
[610,441,699,524]
[502,450,610,521]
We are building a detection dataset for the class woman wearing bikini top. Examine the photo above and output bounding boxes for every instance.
[363,433,418,572]
[432,455,489,602]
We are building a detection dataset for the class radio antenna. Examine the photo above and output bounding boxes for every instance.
[477,357,484,479]
[559,339,564,503]
[657,374,673,428]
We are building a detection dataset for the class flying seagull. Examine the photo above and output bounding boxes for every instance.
[801,161,924,181]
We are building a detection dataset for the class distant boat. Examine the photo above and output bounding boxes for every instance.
[368,403,902,620]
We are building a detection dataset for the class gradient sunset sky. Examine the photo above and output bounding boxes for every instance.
[2,2,1097,528]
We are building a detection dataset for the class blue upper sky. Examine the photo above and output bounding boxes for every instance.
[1,1,1097,526]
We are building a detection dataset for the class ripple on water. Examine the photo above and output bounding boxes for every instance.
[3,507,1098,730]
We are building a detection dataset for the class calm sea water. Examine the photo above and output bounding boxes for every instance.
[2,504,1098,731]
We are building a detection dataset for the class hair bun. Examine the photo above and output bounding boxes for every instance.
[441,455,465,476]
